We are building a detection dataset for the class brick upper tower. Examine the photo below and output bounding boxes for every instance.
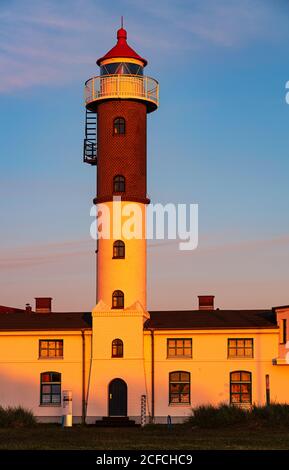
[84,25,159,310]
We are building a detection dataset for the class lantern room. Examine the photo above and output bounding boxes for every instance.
[84,27,159,114]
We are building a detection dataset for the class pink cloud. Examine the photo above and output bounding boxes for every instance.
[1,0,288,93]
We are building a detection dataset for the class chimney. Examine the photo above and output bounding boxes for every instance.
[35,297,52,313]
[198,295,215,311]
[25,303,32,312]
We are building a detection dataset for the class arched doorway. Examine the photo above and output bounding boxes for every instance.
[108,378,127,416]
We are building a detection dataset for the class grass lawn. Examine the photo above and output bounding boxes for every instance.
[1,424,289,450]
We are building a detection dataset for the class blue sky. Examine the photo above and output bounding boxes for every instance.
[0,0,289,311]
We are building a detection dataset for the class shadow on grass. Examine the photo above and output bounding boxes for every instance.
[1,422,289,450]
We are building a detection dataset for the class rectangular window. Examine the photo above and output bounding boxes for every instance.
[280,319,287,344]
[230,371,252,405]
[169,371,190,404]
[228,338,253,358]
[40,372,61,405]
[39,340,63,359]
[167,339,192,358]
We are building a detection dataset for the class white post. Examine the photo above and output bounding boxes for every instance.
[141,394,146,427]
[62,390,73,427]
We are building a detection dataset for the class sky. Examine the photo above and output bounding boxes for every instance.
[0,0,289,311]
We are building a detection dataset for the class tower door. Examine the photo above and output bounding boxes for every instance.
[108,379,127,416]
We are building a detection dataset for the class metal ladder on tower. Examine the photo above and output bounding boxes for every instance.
[83,109,97,165]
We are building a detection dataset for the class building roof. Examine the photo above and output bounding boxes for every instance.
[0,311,92,331]
[0,308,278,332]
[145,309,277,330]
[97,28,147,66]
[0,305,26,313]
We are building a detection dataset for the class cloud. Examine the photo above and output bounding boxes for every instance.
[148,232,289,250]
[0,0,288,93]
[125,0,288,48]
[147,231,289,309]
[1,233,288,270]
[198,234,289,255]
[0,239,93,269]
[0,0,108,92]
[0,233,288,310]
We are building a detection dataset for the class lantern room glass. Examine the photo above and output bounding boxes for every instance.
[100,62,143,76]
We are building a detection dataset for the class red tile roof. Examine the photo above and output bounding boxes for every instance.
[0,305,25,313]
[145,310,277,330]
[0,309,277,331]
[0,312,92,331]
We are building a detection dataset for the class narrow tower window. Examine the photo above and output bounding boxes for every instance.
[112,339,124,357]
[113,240,125,259]
[112,290,124,309]
[113,117,126,135]
[113,175,125,193]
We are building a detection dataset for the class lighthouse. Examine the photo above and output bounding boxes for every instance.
[85,25,159,421]
[84,25,158,310]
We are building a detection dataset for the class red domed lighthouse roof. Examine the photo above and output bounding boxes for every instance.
[96,27,147,67]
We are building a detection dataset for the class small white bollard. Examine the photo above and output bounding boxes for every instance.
[141,394,146,427]
[62,390,73,427]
